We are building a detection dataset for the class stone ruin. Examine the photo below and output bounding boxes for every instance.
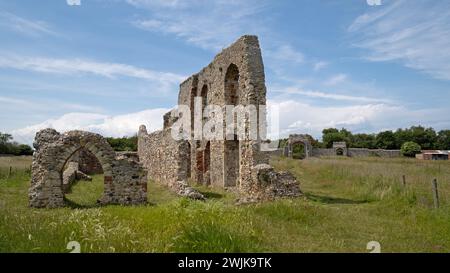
[62,161,92,193]
[284,134,313,159]
[138,35,302,202]
[274,134,402,159]
[29,129,147,208]
[29,35,302,207]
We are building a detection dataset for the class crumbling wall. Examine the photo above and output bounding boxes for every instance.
[238,164,302,203]
[68,148,103,174]
[348,148,401,158]
[62,161,92,193]
[311,147,401,158]
[312,148,336,157]
[138,125,190,184]
[138,35,301,202]
[29,129,147,208]
[177,35,270,189]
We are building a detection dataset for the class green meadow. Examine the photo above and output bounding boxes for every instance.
[1,155,449,253]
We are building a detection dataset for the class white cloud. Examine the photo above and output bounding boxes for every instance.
[266,44,304,64]
[348,0,450,81]
[0,95,103,113]
[324,74,348,86]
[273,86,391,103]
[130,0,269,50]
[0,54,184,83]
[11,101,449,145]
[126,0,189,9]
[0,54,185,93]
[313,61,328,71]
[268,99,449,139]
[0,12,56,37]
[12,108,170,145]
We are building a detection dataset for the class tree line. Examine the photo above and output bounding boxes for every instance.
[106,135,138,151]
[279,125,450,151]
[0,133,33,156]
[0,132,139,156]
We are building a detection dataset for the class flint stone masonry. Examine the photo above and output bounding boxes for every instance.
[138,35,301,201]
[69,148,103,174]
[238,164,302,203]
[29,129,147,208]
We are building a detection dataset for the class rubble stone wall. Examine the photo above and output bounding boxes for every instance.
[137,125,190,185]
[29,129,147,208]
[311,147,401,158]
[138,35,301,201]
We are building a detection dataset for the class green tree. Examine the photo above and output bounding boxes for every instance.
[17,144,34,155]
[436,130,450,150]
[401,141,421,157]
[352,133,376,149]
[322,128,349,148]
[409,126,436,150]
[0,132,13,144]
[375,131,396,149]
[107,135,138,151]
[0,132,14,154]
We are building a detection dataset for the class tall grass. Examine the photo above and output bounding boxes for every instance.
[1,155,450,252]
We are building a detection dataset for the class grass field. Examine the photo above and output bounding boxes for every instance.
[1,155,449,253]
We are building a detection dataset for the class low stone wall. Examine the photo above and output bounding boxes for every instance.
[312,148,336,157]
[263,148,284,157]
[237,164,302,203]
[348,148,401,158]
[62,162,92,193]
[310,147,401,158]
[116,151,139,162]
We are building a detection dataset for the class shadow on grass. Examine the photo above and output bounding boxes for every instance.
[305,193,370,205]
[64,197,101,209]
[197,190,224,199]
[64,197,154,209]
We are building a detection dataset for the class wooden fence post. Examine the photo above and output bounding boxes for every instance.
[402,175,406,187]
[8,166,12,178]
[432,178,440,209]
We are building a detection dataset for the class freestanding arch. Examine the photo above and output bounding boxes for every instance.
[29,129,147,208]
[286,134,313,159]
[333,142,348,157]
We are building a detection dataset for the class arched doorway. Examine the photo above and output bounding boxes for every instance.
[224,64,240,187]
[336,148,344,156]
[64,148,104,207]
[291,141,306,159]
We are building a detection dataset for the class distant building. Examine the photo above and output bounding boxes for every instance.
[416,150,449,160]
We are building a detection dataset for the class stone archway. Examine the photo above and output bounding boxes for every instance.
[29,129,147,208]
[332,142,348,157]
[286,134,313,159]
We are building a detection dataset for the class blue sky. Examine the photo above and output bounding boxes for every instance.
[0,0,449,144]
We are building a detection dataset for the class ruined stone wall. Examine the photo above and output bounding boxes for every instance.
[138,35,300,201]
[68,148,103,174]
[29,129,147,208]
[137,125,190,185]
[177,35,268,189]
[348,148,401,158]
[312,148,336,157]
